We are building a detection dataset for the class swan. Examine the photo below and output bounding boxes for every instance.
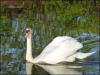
[25,28,95,64]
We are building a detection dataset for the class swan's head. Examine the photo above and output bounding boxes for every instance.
[25,28,32,38]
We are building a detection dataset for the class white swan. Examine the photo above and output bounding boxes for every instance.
[25,28,95,64]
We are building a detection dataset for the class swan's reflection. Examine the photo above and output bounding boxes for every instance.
[26,62,82,75]
[26,62,33,75]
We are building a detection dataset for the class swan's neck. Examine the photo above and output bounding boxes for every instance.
[26,36,34,61]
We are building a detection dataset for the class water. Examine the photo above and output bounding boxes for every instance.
[0,29,99,75]
[0,10,99,75]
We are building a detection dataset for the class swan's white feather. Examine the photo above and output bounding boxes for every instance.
[75,52,95,59]
[64,51,95,62]
[39,36,82,57]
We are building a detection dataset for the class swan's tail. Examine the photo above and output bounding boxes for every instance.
[75,51,96,59]
[65,51,96,62]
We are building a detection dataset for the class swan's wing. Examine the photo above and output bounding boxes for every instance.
[33,36,83,64]
[39,36,72,56]
[39,36,83,57]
